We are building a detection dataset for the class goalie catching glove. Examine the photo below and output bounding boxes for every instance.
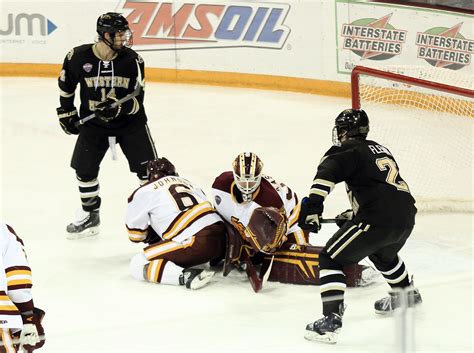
[245,207,287,254]
[94,97,122,122]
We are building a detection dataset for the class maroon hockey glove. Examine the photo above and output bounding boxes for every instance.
[20,307,46,352]
[57,107,80,135]
[95,97,122,122]
[245,207,287,254]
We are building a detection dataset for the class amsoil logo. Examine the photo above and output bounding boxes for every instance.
[117,1,291,50]
[341,14,407,60]
[416,23,473,70]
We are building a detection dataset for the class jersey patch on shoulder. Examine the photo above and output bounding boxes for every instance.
[136,54,144,64]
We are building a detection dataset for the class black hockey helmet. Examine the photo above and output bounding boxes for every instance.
[97,12,129,37]
[96,12,132,50]
[332,109,369,146]
[147,157,178,182]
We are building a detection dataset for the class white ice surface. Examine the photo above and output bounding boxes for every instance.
[0,78,472,353]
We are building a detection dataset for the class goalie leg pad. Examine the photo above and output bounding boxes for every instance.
[261,243,323,285]
[260,243,371,287]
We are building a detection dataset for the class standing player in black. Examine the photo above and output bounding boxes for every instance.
[298,109,421,344]
[57,12,157,239]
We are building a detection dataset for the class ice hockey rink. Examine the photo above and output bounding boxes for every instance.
[0,77,472,353]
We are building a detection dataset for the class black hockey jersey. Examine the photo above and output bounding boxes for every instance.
[310,139,416,227]
[58,44,147,135]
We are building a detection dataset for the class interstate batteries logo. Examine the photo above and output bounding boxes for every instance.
[416,23,473,70]
[117,1,291,50]
[341,14,406,60]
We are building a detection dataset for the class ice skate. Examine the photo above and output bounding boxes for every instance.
[375,285,422,314]
[304,313,342,344]
[179,268,215,289]
[66,209,100,239]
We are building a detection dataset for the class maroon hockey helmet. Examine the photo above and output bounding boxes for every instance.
[147,157,178,182]
[232,152,264,202]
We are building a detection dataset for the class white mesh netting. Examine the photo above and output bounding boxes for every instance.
[355,65,473,212]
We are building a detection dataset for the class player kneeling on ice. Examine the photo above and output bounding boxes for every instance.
[1,223,46,352]
[126,157,226,289]
[298,109,422,344]
[212,152,375,292]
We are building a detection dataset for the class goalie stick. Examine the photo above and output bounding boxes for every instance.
[244,254,274,293]
[74,59,144,127]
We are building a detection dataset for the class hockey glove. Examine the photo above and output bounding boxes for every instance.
[298,197,323,233]
[95,97,122,122]
[245,207,287,254]
[143,226,161,245]
[57,107,80,135]
[335,209,354,228]
[20,307,45,352]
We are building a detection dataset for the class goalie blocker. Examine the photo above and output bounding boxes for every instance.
[261,243,371,287]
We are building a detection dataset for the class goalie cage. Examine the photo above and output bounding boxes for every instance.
[351,65,473,213]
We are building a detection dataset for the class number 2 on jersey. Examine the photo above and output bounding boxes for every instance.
[376,157,410,193]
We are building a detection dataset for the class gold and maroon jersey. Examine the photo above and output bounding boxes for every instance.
[211,172,306,244]
[0,223,33,329]
[126,176,223,244]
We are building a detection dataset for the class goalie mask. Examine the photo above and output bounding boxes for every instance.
[97,12,133,51]
[147,157,178,182]
[332,109,369,146]
[232,152,263,202]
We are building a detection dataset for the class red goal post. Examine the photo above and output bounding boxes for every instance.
[350,65,473,212]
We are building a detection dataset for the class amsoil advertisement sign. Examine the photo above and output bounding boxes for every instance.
[116,0,291,50]
[336,0,473,73]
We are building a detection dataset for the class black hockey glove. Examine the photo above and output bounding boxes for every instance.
[57,107,80,135]
[298,197,323,233]
[143,226,161,245]
[335,209,354,228]
[95,97,122,122]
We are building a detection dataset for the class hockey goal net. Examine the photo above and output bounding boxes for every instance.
[351,65,473,212]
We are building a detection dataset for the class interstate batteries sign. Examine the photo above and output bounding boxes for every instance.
[117,0,291,50]
[335,0,473,73]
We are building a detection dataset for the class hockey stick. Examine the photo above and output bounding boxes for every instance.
[74,84,142,127]
[75,59,144,127]
[320,218,336,224]
[244,256,263,293]
[260,255,274,287]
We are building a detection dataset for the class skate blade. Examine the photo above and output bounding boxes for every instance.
[375,303,421,316]
[66,226,100,240]
[375,309,393,315]
[304,330,339,344]
[189,270,215,290]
